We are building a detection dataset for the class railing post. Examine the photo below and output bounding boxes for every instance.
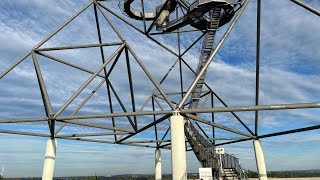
[253,140,268,180]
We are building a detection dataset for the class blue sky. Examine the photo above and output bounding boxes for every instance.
[0,0,319,178]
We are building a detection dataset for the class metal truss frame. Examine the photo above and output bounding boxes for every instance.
[0,0,319,149]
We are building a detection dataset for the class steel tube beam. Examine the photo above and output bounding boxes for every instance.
[32,52,55,137]
[194,121,210,139]
[127,45,176,109]
[0,129,161,148]
[158,127,170,146]
[95,1,125,41]
[158,143,171,148]
[211,92,215,144]
[97,2,144,34]
[182,57,249,130]
[255,0,261,137]
[179,57,249,131]
[54,79,106,135]
[207,137,250,141]
[32,53,54,118]
[0,2,93,79]
[139,58,179,112]
[59,136,159,148]
[121,139,171,144]
[210,89,254,135]
[141,0,147,33]
[37,52,106,78]
[0,51,31,79]
[149,29,201,35]
[214,138,253,146]
[199,91,211,108]
[258,124,320,139]
[180,102,320,114]
[153,95,165,111]
[35,42,123,51]
[178,0,250,108]
[146,35,179,57]
[181,33,206,57]
[0,129,50,137]
[50,46,126,132]
[35,1,93,49]
[58,120,135,133]
[118,114,171,143]
[97,2,179,57]
[54,44,125,117]
[107,80,136,129]
[56,110,173,121]
[93,5,125,139]
[2,103,319,124]
[0,117,48,124]
[154,95,178,105]
[125,48,138,130]
[95,2,158,128]
[152,97,159,146]
[106,82,117,141]
[56,132,128,138]
[290,0,320,16]
[177,9,184,100]
[184,114,255,138]
[183,91,211,107]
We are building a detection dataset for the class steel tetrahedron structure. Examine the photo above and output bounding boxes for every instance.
[0,0,319,180]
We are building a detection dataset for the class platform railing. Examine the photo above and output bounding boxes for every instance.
[221,153,248,180]
[185,121,220,178]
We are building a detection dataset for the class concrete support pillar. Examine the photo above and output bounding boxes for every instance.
[42,139,57,180]
[170,114,187,180]
[155,149,162,180]
[253,140,267,180]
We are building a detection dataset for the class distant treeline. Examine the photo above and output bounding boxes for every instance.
[5,170,320,180]
[246,170,320,178]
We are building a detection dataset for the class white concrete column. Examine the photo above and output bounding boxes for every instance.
[42,139,57,180]
[155,149,162,180]
[253,140,267,180]
[170,114,187,180]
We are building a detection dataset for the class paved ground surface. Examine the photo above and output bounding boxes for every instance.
[249,178,320,180]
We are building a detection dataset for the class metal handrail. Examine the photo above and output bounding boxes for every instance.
[185,121,220,178]
[221,153,248,180]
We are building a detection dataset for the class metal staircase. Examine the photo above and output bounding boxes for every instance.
[220,153,248,180]
[189,7,220,109]
[184,6,248,180]
[185,121,220,178]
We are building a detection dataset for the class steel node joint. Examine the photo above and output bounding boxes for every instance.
[173,108,181,116]
[48,116,56,121]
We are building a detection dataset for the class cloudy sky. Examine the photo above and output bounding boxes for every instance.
[0,0,319,178]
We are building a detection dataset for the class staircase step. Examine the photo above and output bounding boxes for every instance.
[223,177,238,180]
